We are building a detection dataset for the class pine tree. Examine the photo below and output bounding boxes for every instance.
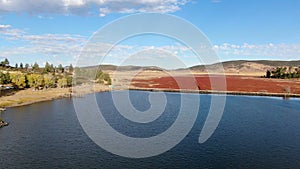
[4,58,9,67]
[32,62,39,71]
[69,64,74,73]
[25,63,29,70]
[44,62,51,73]
[58,64,64,73]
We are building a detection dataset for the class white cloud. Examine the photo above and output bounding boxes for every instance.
[213,43,300,60]
[0,0,189,16]
[0,24,86,44]
[0,24,11,29]
[2,24,300,68]
[98,0,188,16]
[0,24,24,37]
[0,24,86,66]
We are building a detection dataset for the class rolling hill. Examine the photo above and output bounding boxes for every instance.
[84,60,300,75]
[189,60,300,74]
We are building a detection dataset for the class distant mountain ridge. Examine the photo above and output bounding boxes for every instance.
[189,60,300,73]
[190,60,300,69]
[86,60,300,73]
[85,65,165,71]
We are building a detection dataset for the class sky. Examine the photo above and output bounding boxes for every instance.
[0,0,299,69]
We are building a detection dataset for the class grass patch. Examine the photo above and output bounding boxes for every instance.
[0,101,13,107]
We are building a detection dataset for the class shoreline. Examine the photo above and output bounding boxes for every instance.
[129,87,300,98]
[1,86,299,109]
[0,84,111,108]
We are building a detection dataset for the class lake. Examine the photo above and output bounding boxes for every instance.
[0,91,300,168]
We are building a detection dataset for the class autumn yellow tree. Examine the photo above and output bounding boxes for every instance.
[44,74,55,89]
[10,73,26,89]
[57,77,68,88]
[27,74,44,90]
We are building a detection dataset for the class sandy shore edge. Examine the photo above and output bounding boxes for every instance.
[0,84,111,108]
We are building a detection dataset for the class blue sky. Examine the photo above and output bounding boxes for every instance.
[0,0,299,69]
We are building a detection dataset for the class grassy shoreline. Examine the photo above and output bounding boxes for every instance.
[0,84,111,108]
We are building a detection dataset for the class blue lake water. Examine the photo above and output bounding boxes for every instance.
[0,91,300,168]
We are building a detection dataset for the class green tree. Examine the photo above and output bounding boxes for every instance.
[4,72,10,84]
[50,64,55,73]
[69,64,74,73]
[266,70,271,78]
[95,70,103,79]
[272,67,286,78]
[0,72,11,84]
[20,63,23,69]
[103,73,111,85]
[58,64,64,73]
[44,62,51,73]
[3,58,9,67]
[94,70,111,85]
[0,72,4,84]
[66,76,73,87]
[95,70,104,84]
[1,58,9,67]
[269,66,300,79]
[0,72,5,84]
[32,62,39,72]
[15,63,18,69]
[25,63,29,70]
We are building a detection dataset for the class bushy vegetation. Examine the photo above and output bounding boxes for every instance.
[75,68,112,85]
[0,72,11,84]
[0,58,111,90]
[10,73,27,89]
[266,66,300,79]
[0,58,9,67]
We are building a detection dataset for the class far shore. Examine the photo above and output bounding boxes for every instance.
[1,72,300,109]
[1,84,300,109]
[129,87,300,98]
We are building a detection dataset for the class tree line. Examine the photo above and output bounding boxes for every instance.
[266,66,300,79]
[0,70,73,89]
[0,58,111,90]
[1,59,73,74]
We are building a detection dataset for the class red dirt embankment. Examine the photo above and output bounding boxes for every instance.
[132,75,300,94]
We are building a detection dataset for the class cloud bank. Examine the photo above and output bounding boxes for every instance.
[213,43,300,60]
[1,24,300,67]
[0,0,189,16]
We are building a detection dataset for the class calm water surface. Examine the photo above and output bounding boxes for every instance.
[0,91,300,168]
